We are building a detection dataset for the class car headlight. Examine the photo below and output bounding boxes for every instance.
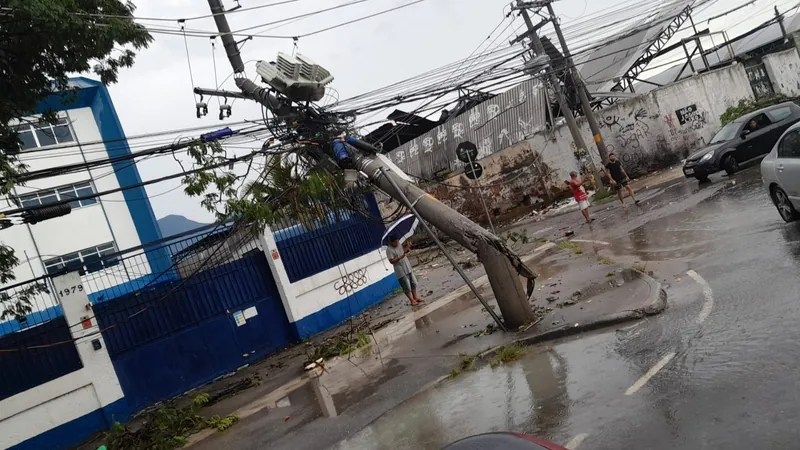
[700,152,714,163]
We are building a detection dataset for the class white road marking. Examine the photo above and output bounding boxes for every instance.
[571,239,611,246]
[565,433,589,449]
[686,269,714,324]
[625,351,676,396]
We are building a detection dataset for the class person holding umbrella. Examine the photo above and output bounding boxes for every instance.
[386,233,424,306]
[383,215,425,306]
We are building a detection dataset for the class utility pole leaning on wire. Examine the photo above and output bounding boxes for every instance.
[200,0,538,329]
[512,0,609,187]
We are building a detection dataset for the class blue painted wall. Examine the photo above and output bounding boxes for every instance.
[293,273,399,339]
[8,398,129,450]
[34,78,170,276]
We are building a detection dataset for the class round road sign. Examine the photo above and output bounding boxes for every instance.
[456,141,479,163]
[465,162,483,180]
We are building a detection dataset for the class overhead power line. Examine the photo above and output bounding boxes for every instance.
[40,0,305,23]
[141,0,433,40]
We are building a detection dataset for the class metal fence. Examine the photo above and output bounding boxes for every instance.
[273,192,386,282]
[385,78,548,180]
[0,310,83,401]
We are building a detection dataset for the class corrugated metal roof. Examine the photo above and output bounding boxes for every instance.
[634,13,800,93]
[575,0,694,93]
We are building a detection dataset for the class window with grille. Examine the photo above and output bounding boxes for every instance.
[15,118,75,150]
[17,182,97,210]
[43,242,119,276]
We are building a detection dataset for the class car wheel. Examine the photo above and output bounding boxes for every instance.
[772,186,800,223]
[695,175,709,183]
[722,154,739,175]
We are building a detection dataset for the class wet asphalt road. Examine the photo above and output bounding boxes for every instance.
[334,166,800,449]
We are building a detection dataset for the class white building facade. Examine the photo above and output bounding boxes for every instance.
[0,77,169,333]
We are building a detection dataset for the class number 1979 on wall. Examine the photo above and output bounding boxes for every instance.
[58,285,84,298]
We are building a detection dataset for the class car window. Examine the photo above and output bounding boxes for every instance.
[710,122,741,143]
[743,113,772,134]
[778,130,800,158]
[767,106,793,123]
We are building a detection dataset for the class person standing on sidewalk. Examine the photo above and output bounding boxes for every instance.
[605,153,639,208]
[386,234,424,306]
[565,171,593,224]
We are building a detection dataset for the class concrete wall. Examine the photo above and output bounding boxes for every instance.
[0,273,127,450]
[260,228,398,339]
[423,63,755,218]
[763,48,800,97]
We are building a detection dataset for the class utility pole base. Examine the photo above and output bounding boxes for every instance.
[476,240,536,329]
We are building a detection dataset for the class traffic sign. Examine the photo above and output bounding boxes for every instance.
[456,141,478,163]
[464,162,483,180]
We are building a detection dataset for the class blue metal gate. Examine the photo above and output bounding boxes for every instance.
[93,249,294,411]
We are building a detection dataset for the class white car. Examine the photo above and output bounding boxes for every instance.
[761,122,800,222]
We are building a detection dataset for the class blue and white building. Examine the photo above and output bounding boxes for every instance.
[0,77,169,331]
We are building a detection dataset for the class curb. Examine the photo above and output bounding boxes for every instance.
[476,269,667,362]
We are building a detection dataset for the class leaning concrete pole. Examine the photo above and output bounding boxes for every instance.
[205,0,537,329]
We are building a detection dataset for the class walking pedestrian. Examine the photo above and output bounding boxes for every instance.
[605,153,639,208]
[565,171,593,224]
[386,233,424,306]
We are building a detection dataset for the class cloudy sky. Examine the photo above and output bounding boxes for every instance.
[103,0,799,224]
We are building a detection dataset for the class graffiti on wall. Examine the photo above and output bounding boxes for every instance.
[386,78,547,180]
[333,268,369,295]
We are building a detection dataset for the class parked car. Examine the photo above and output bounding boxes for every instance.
[761,121,800,222]
[683,102,800,182]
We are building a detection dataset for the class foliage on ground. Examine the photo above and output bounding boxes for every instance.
[503,229,530,249]
[309,327,373,360]
[632,263,647,272]
[102,395,237,450]
[558,240,584,255]
[598,257,613,265]
[719,95,792,125]
[490,343,527,368]
[449,352,477,379]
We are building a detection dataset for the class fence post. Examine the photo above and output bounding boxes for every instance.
[258,226,299,329]
[53,272,127,424]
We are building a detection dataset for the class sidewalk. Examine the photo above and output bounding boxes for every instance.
[177,241,667,450]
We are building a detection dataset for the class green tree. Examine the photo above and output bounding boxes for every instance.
[182,141,357,231]
[0,0,151,319]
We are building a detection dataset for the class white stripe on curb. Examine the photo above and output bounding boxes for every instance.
[686,270,714,324]
[625,352,676,396]
[571,239,611,246]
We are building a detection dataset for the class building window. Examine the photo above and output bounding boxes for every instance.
[17,182,98,210]
[43,242,119,276]
[15,118,74,150]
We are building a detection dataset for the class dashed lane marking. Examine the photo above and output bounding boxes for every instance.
[625,352,676,396]
[686,269,714,324]
[565,433,589,449]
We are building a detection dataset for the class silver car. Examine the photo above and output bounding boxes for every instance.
[761,121,800,222]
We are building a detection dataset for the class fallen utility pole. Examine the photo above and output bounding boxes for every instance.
[377,166,507,331]
[204,0,538,329]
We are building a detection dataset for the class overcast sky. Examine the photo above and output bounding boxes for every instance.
[103,0,799,224]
